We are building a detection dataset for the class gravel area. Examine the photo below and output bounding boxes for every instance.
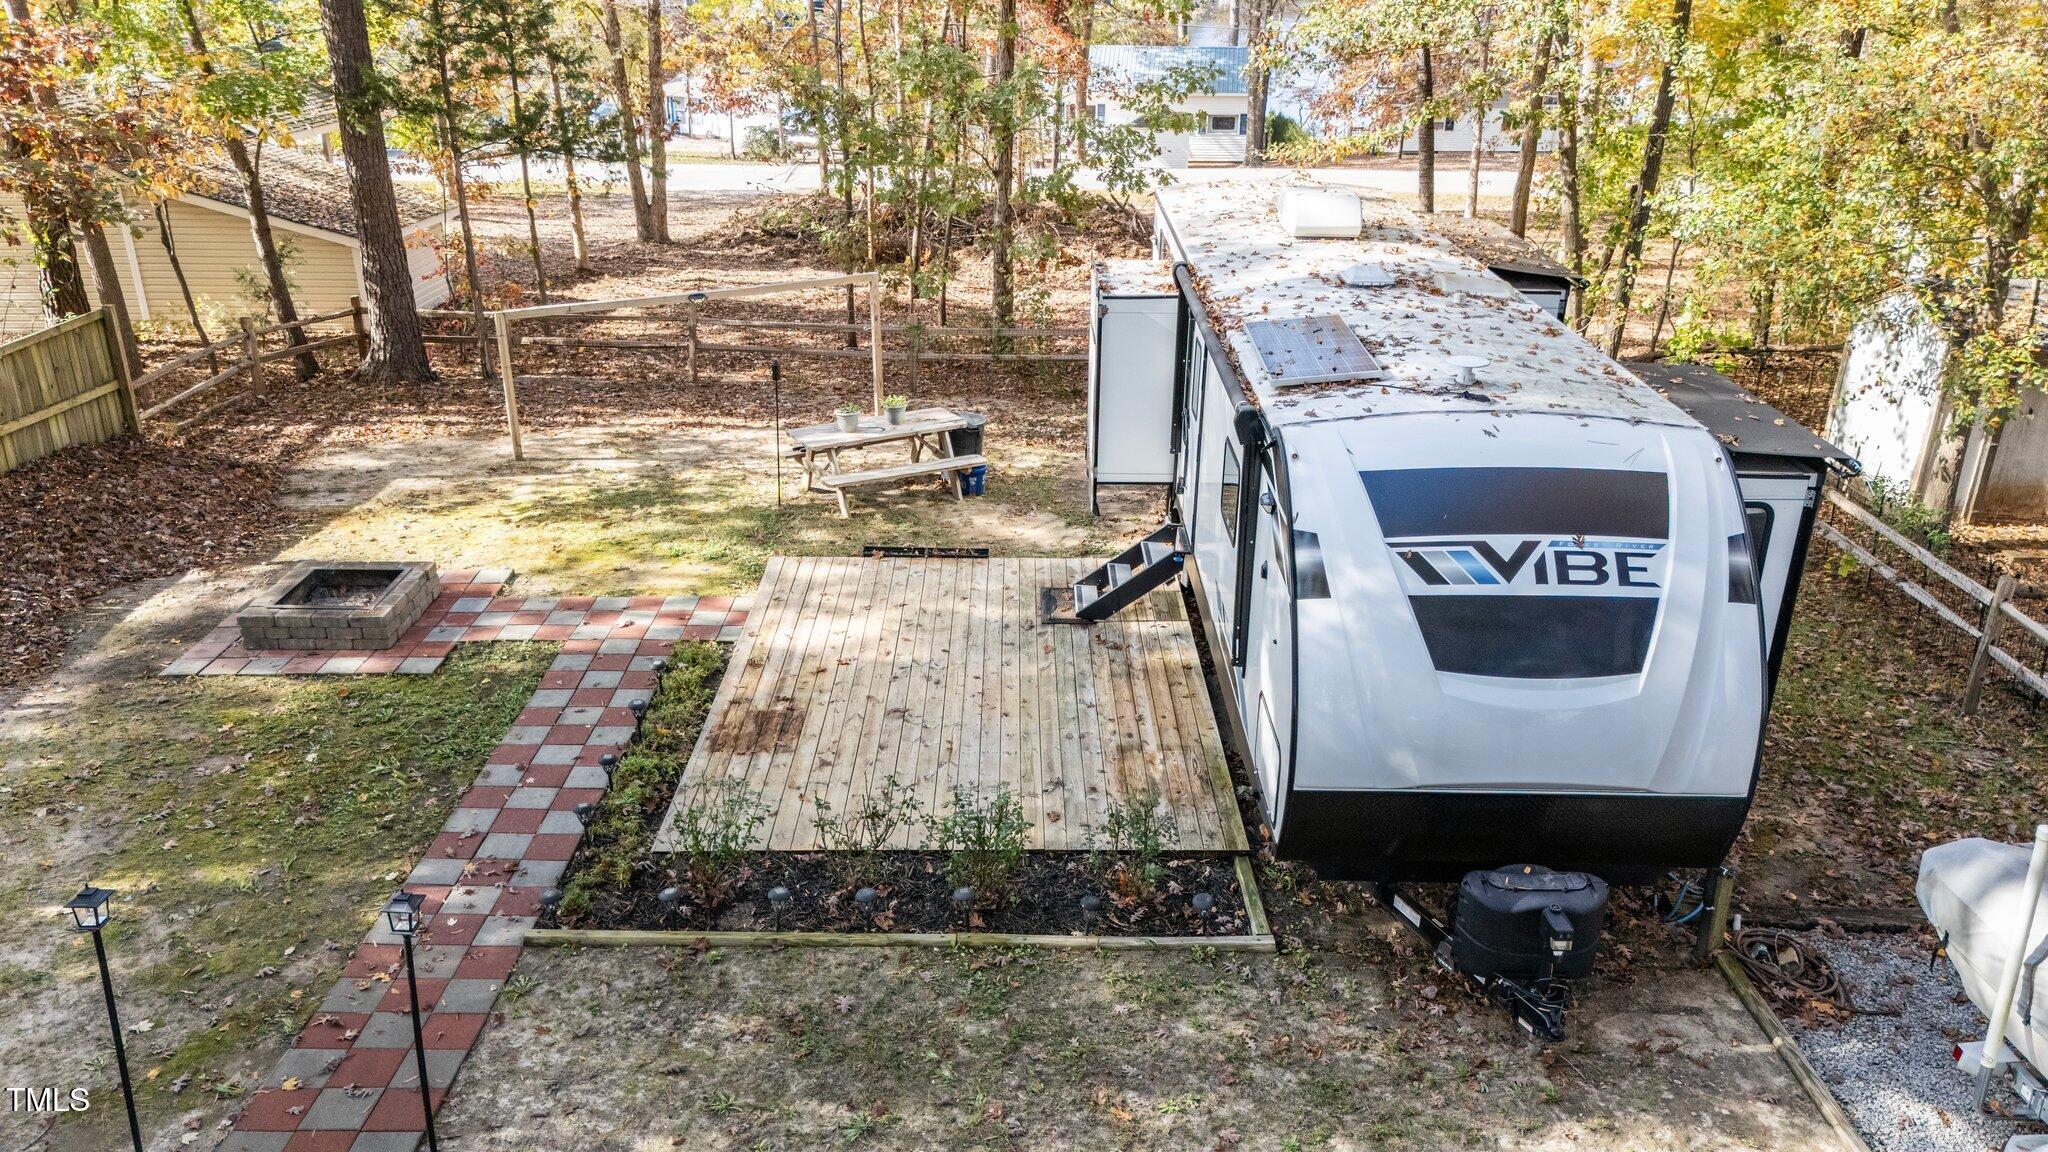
[1791,930,2041,1152]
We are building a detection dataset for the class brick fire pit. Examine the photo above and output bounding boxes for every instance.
[237,561,440,651]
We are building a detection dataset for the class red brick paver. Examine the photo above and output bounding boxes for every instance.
[206,575,751,1152]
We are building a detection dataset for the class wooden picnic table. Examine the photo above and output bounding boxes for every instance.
[785,406,986,517]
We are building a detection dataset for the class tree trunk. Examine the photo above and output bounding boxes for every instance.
[1243,0,1269,167]
[991,0,1016,345]
[153,201,214,362]
[225,138,320,379]
[1073,0,1094,163]
[1417,44,1436,213]
[430,0,490,376]
[1509,31,1553,237]
[1465,106,1484,218]
[506,62,550,303]
[1558,34,1587,325]
[175,0,317,379]
[548,57,591,274]
[1604,0,1691,357]
[599,0,652,241]
[644,0,671,242]
[80,223,143,377]
[318,0,434,382]
[1648,235,1683,356]
[27,212,91,317]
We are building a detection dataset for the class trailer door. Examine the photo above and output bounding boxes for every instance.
[1240,468,1294,832]
[1089,294,1179,487]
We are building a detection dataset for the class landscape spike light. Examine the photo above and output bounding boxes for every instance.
[539,888,564,911]
[573,802,596,824]
[951,886,975,912]
[382,890,426,938]
[1191,892,1215,915]
[767,885,791,929]
[1079,894,1101,916]
[630,699,649,716]
[854,887,878,910]
[599,753,617,768]
[65,885,114,933]
[65,885,142,1152]
[657,886,682,909]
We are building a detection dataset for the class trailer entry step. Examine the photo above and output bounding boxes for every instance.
[1067,523,1186,623]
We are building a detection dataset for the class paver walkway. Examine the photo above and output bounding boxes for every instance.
[166,570,748,1152]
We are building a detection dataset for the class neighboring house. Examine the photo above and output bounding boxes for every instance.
[1085,45,1251,168]
[1390,96,1559,156]
[0,147,451,336]
[1830,283,2048,522]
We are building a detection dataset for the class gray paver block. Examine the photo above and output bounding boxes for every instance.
[407,857,469,886]
[217,1134,291,1152]
[302,1086,382,1128]
[475,833,532,859]
[319,978,388,1014]
[433,979,504,1014]
[505,786,557,809]
[354,1013,416,1050]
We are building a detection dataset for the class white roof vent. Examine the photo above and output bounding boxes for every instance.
[1277,188,1362,239]
[1447,355,1490,387]
[1339,263,1394,288]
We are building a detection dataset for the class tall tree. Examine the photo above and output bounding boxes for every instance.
[1241,0,1277,166]
[598,0,653,240]
[169,0,320,379]
[644,0,671,242]
[1507,19,1554,236]
[318,0,433,381]
[990,0,1016,335]
[1602,0,1690,355]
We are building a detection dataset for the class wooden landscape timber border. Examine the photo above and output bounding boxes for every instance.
[526,856,1274,951]
[0,309,138,474]
[1815,487,2048,712]
[1714,951,1874,1152]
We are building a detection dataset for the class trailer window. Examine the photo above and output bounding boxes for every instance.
[1411,597,1658,679]
[1220,443,1240,544]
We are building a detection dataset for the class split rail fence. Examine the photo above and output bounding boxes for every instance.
[1817,487,2048,713]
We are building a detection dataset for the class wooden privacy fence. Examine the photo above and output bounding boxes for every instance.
[1816,487,2048,713]
[131,301,365,427]
[0,309,137,474]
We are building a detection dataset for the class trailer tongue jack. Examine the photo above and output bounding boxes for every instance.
[1374,866,1609,1042]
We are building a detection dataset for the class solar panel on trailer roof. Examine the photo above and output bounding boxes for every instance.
[1245,315,1389,387]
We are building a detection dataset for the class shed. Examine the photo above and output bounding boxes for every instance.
[0,148,451,335]
[1829,284,2048,522]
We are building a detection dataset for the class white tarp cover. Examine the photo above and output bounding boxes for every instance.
[1921,837,2048,1069]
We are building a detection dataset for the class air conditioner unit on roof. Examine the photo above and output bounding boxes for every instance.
[1278,188,1362,239]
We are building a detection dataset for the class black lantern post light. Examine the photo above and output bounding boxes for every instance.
[66,885,143,1152]
[382,891,440,1152]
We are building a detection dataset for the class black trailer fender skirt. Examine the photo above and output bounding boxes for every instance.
[1280,789,1753,886]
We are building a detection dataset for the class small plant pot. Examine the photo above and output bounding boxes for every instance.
[883,406,907,426]
[835,412,863,433]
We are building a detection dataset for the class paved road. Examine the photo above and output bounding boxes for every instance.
[450,158,1519,199]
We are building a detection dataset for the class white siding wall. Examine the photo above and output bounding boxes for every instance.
[0,193,449,334]
[1391,98,1560,154]
[1094,93,1250,169]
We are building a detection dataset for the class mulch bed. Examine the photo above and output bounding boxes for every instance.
[542,850,1254,936]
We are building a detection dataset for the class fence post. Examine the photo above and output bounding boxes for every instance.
[1965,574,2019,716]
[687,304,699,388]
[240,316,265,399]
[494,312,524,461]
[868,272,884,414]
[101,309,141,433]
[348,295,367,362]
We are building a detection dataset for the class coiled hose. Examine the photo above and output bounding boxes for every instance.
[1732,926,1853,1013]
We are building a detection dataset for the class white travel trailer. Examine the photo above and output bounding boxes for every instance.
[1077,180,1847,1036]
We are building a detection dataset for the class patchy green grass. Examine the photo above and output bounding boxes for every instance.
[0,643,548,1132]
[283,448,1133,602]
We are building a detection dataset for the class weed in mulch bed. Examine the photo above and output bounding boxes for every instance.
[545,850,1252,936]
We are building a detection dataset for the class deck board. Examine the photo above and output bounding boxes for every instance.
[655,556,1245,853]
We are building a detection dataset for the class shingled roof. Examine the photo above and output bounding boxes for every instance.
[186,146,445,238]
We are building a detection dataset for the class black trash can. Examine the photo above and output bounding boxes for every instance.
[952,411,987,456]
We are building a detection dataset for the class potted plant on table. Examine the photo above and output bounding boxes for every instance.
[882,395,910,426]
[835,403,863,433]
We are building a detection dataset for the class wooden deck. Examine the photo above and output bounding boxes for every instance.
[653,556,1245,853]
